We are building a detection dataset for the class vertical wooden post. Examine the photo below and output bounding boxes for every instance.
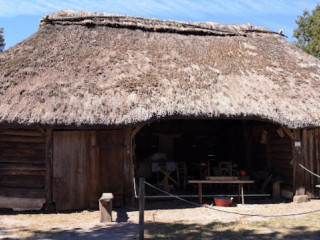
[309,130,315,196]
[293,129,305,196]
[45,129,53,203]
[198,183,202,205]
[89,131,99,209]
[123,128,134,207]
[139,177,145,240]
[316,129,320,197]
[241,183,244,204]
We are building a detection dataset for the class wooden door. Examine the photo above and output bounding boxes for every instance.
[53,131,89,210]
[52,130,125,210]
[97,130,124,207]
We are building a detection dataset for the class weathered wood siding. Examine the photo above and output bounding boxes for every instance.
[243,123,294,195]
[293,129,320,197]
[268,126,293,189]
[52,129,133,210]
[97,130,124,207]
[123,128,134,206]
[53,131,88,210]
[0,129,46,199]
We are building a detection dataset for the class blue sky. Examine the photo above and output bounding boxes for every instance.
[0,0,319,50]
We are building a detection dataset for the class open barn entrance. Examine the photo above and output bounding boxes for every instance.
[134,119,293,202]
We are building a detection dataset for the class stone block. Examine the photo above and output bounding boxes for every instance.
[99,193,114,222]
[293,195,309,203]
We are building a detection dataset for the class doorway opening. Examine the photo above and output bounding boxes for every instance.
[134,119,293,202]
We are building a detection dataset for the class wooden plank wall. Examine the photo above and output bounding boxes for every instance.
[293,129,320,197]
[123,128,134,206]
[303,129,320,197]
[268,126,293,189]
[53,131,86,210]
[97,130,124,207]
[52,129,133,210]
[0,129,46,199]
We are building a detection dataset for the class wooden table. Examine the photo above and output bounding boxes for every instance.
[188,180,254,204]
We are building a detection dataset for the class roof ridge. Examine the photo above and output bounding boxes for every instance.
[40,10,282,37]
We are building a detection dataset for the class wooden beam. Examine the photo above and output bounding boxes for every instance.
[1,130,44,137]
[144,194,271,199]
[309,130,315,196]
[0,135,45,143]
[0,163,46,170]
[0,187,45,198]
[281,126,293,139]
[45,129,53,203]
[0,175,44,188]
[0,142,46,149]
[89,131,99,209]
[316,129,320,197]
[292,129,305,196]
[39,128,46,137]
[0,156,45,163]
[0,169,45,176]
[123,128,134,206]
[132,124,145,138]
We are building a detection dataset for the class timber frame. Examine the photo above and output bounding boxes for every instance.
[0,127,135,210]
[1,11,320,211]
[1,122,320,211]
[292,129,320,197]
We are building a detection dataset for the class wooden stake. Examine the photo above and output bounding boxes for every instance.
[139,177,145,240]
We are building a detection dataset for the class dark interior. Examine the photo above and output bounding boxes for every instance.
[134,119,293,199]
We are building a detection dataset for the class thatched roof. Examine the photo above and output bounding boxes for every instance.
[0,10,320,128]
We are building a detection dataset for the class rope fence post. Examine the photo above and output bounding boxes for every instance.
[139,177,145,240]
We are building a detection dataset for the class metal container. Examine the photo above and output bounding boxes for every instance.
[214,197,233,207]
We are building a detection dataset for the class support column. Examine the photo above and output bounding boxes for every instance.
[45,129,53,203]
[293,129,305,196]
[123,128,134,206]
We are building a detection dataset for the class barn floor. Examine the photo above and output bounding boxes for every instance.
[1,199,320,239]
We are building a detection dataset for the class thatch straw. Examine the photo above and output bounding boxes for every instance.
[0,10,320,128]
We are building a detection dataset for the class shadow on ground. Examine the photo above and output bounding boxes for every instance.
[1,220,320,240]
[144,222,320,240]
[2,204,320,240]
[1,223,138,240]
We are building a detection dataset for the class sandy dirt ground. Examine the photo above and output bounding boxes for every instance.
[1,199,320,239]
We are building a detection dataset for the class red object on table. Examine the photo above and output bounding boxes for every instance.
[239,170,246,176]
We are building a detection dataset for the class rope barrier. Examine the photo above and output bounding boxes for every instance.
[144,181,320,218]
[299,163,320,178]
